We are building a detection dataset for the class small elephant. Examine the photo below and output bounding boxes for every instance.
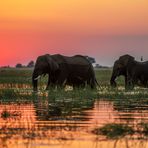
[32,54,98,91]
[110,54,148,89]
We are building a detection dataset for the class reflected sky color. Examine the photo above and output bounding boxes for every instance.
[0,98,147,148]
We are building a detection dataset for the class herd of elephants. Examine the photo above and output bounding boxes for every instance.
[32,54,148,91]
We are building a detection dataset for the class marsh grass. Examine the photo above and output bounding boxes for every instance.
[0,68,114,85]
[92,124,134,139]
[1,110,11,118]
[48,87,97,100]
[0,89,19,101]
[92,123,148,139]
[0,88,97,117]
[95,68,125,86]
[45,88,97,117]
[0,68,33,84]
[1,110,21,119]
[1,68,148,104]
[0,89,37,102]
[0,67,138,88]
[140,123,148,136]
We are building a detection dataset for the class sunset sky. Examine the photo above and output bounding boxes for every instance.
[0,0,148,66]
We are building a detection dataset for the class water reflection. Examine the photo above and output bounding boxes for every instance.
[0,96,147,148]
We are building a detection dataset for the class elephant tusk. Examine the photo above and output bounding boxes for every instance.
[34,75,41,80]
[63,79,67,85]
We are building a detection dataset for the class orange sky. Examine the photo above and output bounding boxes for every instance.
[0,0,148,66]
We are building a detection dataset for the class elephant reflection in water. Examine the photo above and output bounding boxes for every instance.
[32,54,98,91]
[110,54,148,89]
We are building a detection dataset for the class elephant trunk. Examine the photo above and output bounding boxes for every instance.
[32,71,39,91]
[110,72,117,87]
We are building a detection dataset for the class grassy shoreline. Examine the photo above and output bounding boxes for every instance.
[0,67,148,99]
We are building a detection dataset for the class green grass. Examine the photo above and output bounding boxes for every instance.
[0,89,19,100]
[140,123,148,136]
[95,68,125,86]
[0,67,126,87]
[0,67,113,85]
[1,67,148,100]
[1,67,148,101]
[0,68,33,84]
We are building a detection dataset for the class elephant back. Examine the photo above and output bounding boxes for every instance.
[65,55,91,66]
[51,54,91,66]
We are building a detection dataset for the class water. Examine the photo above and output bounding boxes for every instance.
[0,95,147,148]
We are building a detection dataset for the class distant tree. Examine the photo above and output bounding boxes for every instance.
[1,65,10,68]
[27,60,34,67]
[95,64,101,68]
[95,63,109,69]
[141,56,143,61]
[85,56,96,64]
[16,63,23,68]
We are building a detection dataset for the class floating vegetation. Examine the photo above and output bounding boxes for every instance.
[1,110,11,118]
[140,123,148,136]
[92,124,134,139]
[1,110,21,119]
[92,122,148,139]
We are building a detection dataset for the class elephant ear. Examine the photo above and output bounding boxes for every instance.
[118,54,135,66]
[45,54,59,72]
[112,60,124,76]
[114,60,122,69]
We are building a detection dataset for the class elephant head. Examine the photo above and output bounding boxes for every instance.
[110,54,135,87]
[32,54,59,91]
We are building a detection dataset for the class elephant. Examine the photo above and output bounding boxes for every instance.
[32,54,98,91]
[65,75,86,88]
[110,54,148,89]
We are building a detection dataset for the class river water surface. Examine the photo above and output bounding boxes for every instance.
[0,95,147,148]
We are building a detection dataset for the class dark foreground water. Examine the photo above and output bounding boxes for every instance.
[0,95,147,148]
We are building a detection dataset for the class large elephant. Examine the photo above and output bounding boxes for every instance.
[32,54,98,91]
[110,54,148,89]
[65,75,86,88]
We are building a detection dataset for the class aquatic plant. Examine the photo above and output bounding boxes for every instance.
[1,110,11,118]
[140,123,148,136]
[92,123,134,139]
[0,89,19,101]
[1,110,21,119]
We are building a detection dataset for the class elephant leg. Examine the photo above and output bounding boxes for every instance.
[125,73,133,89]
[92,80,96,89]
[126,75,132,89]
[46,74,57,90]
[90,71,97,89]
[88,78,96,89]
[127,75,135,90]
[140,75,148,87]
[56,73,67,89]
[73,81,85,89]
[125,76,127,87]
[131,72,139,89]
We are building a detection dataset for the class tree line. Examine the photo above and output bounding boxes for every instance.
[1,56,109,68]
[15,61,35,68]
